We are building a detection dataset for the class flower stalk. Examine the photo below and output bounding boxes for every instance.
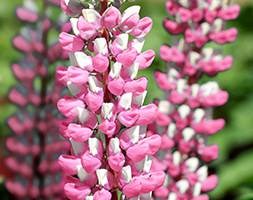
[57,0,165,199]
[150,0,240,199]
[5,0,69,199]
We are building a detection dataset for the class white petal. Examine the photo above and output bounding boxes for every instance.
[88,138,99,156]
[86,196,93,200]
[117,33,129,51]
[201,22,211,35]
[185,157,199,172]
[210,0,221,10]
[24,0,37,12]
[197,166,208,182]
[176,179,189,194]
[163,175,170,187]
[110,62,122,78]
[202,48,214,61]
[69,52,92,69]
[122,165,132,183]
[167,123,176,138]
[102,103,114,119]
[77,164,88,181]
[132,38,145,53]
[67,81,80,96]
[168,68,179,80]
[119,92,133,110]
[77,107,89,123]
[96,169,108,187]
[178,38,185,51]
[200,81,219,96]
[82,9,101,23]
[189,51,201,65]
[178,104,191,119]
[193,108,205,123]
[158,100,171,114]
[110,138,121,153]
[70,139,84,155]
[191,83,200,97]
[168,193,177,200]
[214,55,223,61]
[121,6,140,23]
[94,37,108,55]
[177,79,187,93]
[64,0,70,5]
[182,127,195,141]
[193,182,202,197]
[143,156,152,173]
[178,0,189,7]
[173,151,181,166]
[133,91,147,106]
[70,18,79,35]
[213,19,223,32]
[129,63,139,80]
[88,76,101,93]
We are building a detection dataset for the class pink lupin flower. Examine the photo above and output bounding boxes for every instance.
[57,0,165,199]
[5,1,69,199]
[151,0,239,199]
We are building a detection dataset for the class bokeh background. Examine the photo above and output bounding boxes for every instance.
[0,0,252,199]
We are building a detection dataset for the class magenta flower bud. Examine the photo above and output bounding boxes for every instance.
[94,188,112,200]
[59,32,84,51]
[58,155,81,175]
[192,119,225,135]
[108,77,125,96]
[124,77,148,94]
[77,16,98,40]
[210,28,238,44]
[199,145,219,162]
[137,49,156,69]
[120,6,140,32]
[130,17,153,38]
[81,153,102,173]
[66,123,93,142]
[16,7,38,22]
[118,110,139,127]
[13,35,32,52]
[160,45,185,63]
[117,48,138,67]
[92,54,109,72]
[58,98,85,118]
[64,183,91,200]
[218,5,240,20]
[99,120,117,137]
[201,175,218,192]
[137,104,158,125]
[102,6,122,29]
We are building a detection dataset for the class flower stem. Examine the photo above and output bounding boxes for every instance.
[100,0,108,14]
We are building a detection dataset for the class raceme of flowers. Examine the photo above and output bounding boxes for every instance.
[5,0,69,199]
[149,0,240,200]
[57,0,165,199]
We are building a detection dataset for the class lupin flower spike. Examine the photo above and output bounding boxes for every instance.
[57,0,165,199]
[150,0,239,199]
[5,0,69,199]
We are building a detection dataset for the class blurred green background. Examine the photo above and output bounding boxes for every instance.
[0,0,253,199]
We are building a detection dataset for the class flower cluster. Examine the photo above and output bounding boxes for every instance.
[150,0,240,199]
[57,0,165,199]
[5,0,69,199]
